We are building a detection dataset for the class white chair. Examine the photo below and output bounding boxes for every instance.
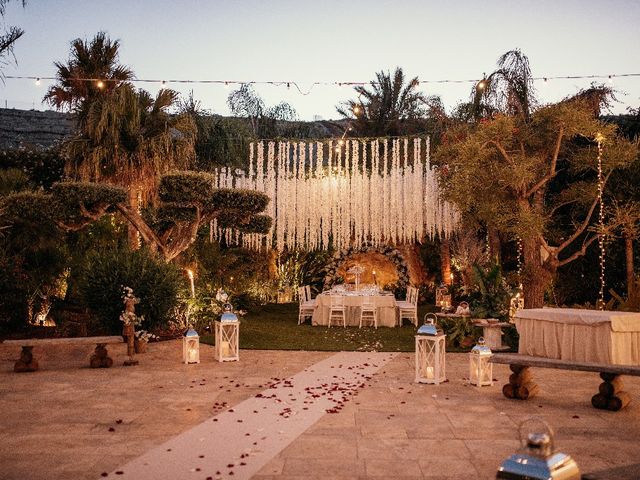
[298,286,315,325]
[396,286,418,326]
[359,297,378,329]
[328,295,346,328]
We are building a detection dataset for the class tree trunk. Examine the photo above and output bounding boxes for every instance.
[127,188,141,250]
[488,226,501,264]
[625,234,635,299]
[440,239,452,285]
[521,236,554,308]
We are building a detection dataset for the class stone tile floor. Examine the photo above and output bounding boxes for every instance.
[1,340,639,479]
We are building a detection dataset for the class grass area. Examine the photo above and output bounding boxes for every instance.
[201,303,450,352]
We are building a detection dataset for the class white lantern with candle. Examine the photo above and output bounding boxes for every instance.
[182,327,200,364]
[415,314,446,384]
[214,304,240,362]
[469,337,493,386]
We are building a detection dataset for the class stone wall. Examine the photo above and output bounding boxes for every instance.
[0,108,75,150]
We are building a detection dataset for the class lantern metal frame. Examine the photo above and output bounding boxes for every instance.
[415,314,446,384]
[182,328,200,364]
[214,320,240,362]
[469,337,493,386]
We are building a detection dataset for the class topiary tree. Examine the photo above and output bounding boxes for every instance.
[1,171,272,263]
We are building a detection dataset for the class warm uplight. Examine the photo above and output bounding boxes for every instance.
[186,269,195,298]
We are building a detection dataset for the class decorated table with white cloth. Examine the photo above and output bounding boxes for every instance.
[312,292,398,327]
[515,308,640,365]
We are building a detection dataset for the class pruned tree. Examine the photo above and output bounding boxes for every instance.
[1,171,272,263]
[436,92,638,308]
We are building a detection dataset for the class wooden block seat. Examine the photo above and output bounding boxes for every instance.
[3,336,124,372]
[490,353,640,411]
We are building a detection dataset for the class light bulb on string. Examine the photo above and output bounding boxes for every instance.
[224,81,230,89]
[96,80,105,89]
[35,77,41,86]
[161,80,167,87]
[476,75,487,91]
[353,104,361,116]
[543,77,548,86]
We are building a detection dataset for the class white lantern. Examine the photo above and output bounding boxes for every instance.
[214,305,240,362]
[183,328,200,364]
[415,315,446,384]
[469,337,493,386]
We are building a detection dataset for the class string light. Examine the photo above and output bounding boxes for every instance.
[595,132,606,310]
[161,80,167,87]
[96,80,105,89]
[516,236,523,280]
[4,72,639,96]
[353,104,361,116]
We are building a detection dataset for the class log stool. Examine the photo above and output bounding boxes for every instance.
[491,353,640,411]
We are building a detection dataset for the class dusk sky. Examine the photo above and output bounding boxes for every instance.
[2,0,639,120]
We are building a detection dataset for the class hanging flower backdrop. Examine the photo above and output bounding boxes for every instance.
[210,137,459,251]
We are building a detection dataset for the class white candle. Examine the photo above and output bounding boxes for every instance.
[221,341,230,357]
[426,366,434,379]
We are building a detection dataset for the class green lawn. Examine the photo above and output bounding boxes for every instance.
[201,303,448,352]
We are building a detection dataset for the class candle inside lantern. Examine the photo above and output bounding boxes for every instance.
[426,366,434,379]
[221,341,230,357]
[188,346,198,363]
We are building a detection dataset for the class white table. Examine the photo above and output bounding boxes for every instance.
[312,293,397,327]
[515,308,640,365]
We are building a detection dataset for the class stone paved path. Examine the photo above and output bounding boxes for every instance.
[1,340,640,479]
[110,352,396,479]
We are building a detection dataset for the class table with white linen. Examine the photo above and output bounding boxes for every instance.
[515,308,640,365]
[312,293,398,327]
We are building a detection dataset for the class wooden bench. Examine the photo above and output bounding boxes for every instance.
[2,336,123,372]
[491,353,640,411]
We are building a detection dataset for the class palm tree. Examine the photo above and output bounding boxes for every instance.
[0,0,25,77]
[337,67,427,137]
[46,33,196,246]
[44,32,134,126]
[460,49,536,123]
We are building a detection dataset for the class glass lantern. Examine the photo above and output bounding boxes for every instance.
[469,337,493,386]
[182,327,200,364]
[415,314,446,384]
[497,418,580,479]
[214,304,240,362]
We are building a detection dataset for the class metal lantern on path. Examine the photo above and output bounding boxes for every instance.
[415,314,446,384]
[214,304,240,362]
[497,418,580,480]
[183,327,200,364]
[469,337,493,386]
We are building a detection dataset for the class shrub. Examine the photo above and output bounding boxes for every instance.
[78,248,181,334]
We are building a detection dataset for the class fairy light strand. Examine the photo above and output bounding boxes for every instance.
[596,134,606,310]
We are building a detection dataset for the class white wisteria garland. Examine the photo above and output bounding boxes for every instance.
[211,137,459,251]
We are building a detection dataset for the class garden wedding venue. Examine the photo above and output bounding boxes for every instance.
[2,1,640,479]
